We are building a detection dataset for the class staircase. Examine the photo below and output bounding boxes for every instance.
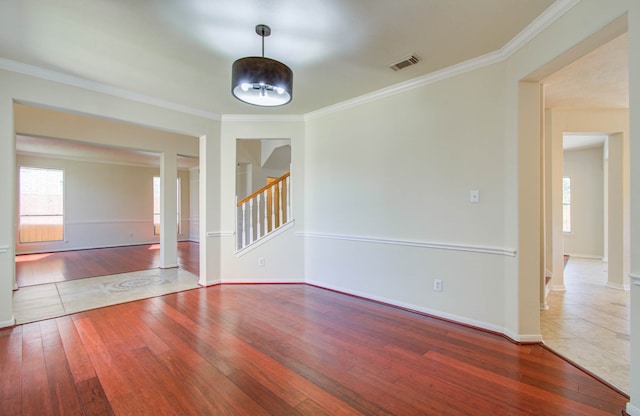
[236,172,291,251]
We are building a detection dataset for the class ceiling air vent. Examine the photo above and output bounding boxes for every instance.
[390,55,420,71]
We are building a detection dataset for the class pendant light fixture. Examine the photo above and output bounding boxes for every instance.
[231,24,293,107]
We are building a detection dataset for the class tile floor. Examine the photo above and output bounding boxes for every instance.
[541,257,630,394]
[12,268,200,325]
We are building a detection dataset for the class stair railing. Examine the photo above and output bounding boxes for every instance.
[236,172,290,250]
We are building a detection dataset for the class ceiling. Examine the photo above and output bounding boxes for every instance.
[4,1,628,164]
[1,0,560,116]
[544,33,628,109]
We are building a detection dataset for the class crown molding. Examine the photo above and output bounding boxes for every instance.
[501,0,581,58]
[221,114,305,123]
[305,0,579,120]
[0,57,221,121]
[0,0,578,123]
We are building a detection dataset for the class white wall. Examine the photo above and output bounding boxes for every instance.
[0,68,222,326]
[1,2,640,412]
[304,62,513,333]
[220,118,305,283]
[563,146,604,258]
[189,167,199,242]
[15,155,192,254]
[236,139,290,200]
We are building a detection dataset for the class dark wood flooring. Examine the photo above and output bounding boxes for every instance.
[15,242,199,287]
[0,284,629,415]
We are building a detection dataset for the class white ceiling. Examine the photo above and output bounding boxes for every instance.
[544,33,628,109]
[1,0,558,116]
[4,1,628,164]
[563,134,607,151]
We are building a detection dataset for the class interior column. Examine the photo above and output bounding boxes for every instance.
[627,5,640,414]
[160,151,178,269]
[517,81,542,338]
[607,133,630,290]
[0,97,15,327]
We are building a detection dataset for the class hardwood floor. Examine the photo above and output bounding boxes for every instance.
[1,284,629,415]
[15,242,199,287]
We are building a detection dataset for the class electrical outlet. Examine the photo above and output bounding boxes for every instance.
[433,279,442,292]
[258,257,265,266]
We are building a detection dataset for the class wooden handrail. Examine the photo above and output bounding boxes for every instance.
[237,172,290,206]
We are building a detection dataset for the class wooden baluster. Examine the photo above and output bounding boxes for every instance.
[271,185,276,232]
[241,203,246,249]
[277,181,283,227]
[286,176,291,223]
[263,189,269,234]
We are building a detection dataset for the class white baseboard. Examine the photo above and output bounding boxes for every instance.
[305,279,535,343]
[198,279,221,287]
[627,403,640,416]
[540,303,549,311]
[0,317,15,328]
[551,285,566,292]
[606,282,630,291]
[565,253,604,260]
[504,331,543,343]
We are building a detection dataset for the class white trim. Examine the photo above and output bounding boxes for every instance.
[630,273,640,287]
[206,231,234,238]
[564,253,604,260]
[235,220,296,256]
[16,240,161,255]
[0,246,9,253]
[0,1,578,123]
[606,282,630,291]
[198,279,221,287]
[627,403,640,416]
[297,232,516,257]
[0,58,221,121]
[222,279,304,284]
[0,317,16,328]
[17,150,162,169]
[305,0,579,120]
[222,114,304,123]
[306,279,531,342]
[500,0,581,58]
[65,219,153,225]
[304,51,503,120]
[540,303,549,311]
[503,331,543,344]
[551,285,566,292]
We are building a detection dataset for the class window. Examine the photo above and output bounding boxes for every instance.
[562,176,571,233]
[153,176,181,235]
[19,167,64,243]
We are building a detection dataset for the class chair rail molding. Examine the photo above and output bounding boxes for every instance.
[297,232,516,257]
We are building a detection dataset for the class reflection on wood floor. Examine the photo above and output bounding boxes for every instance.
[2,284,630,415]
[15,241,199,287]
